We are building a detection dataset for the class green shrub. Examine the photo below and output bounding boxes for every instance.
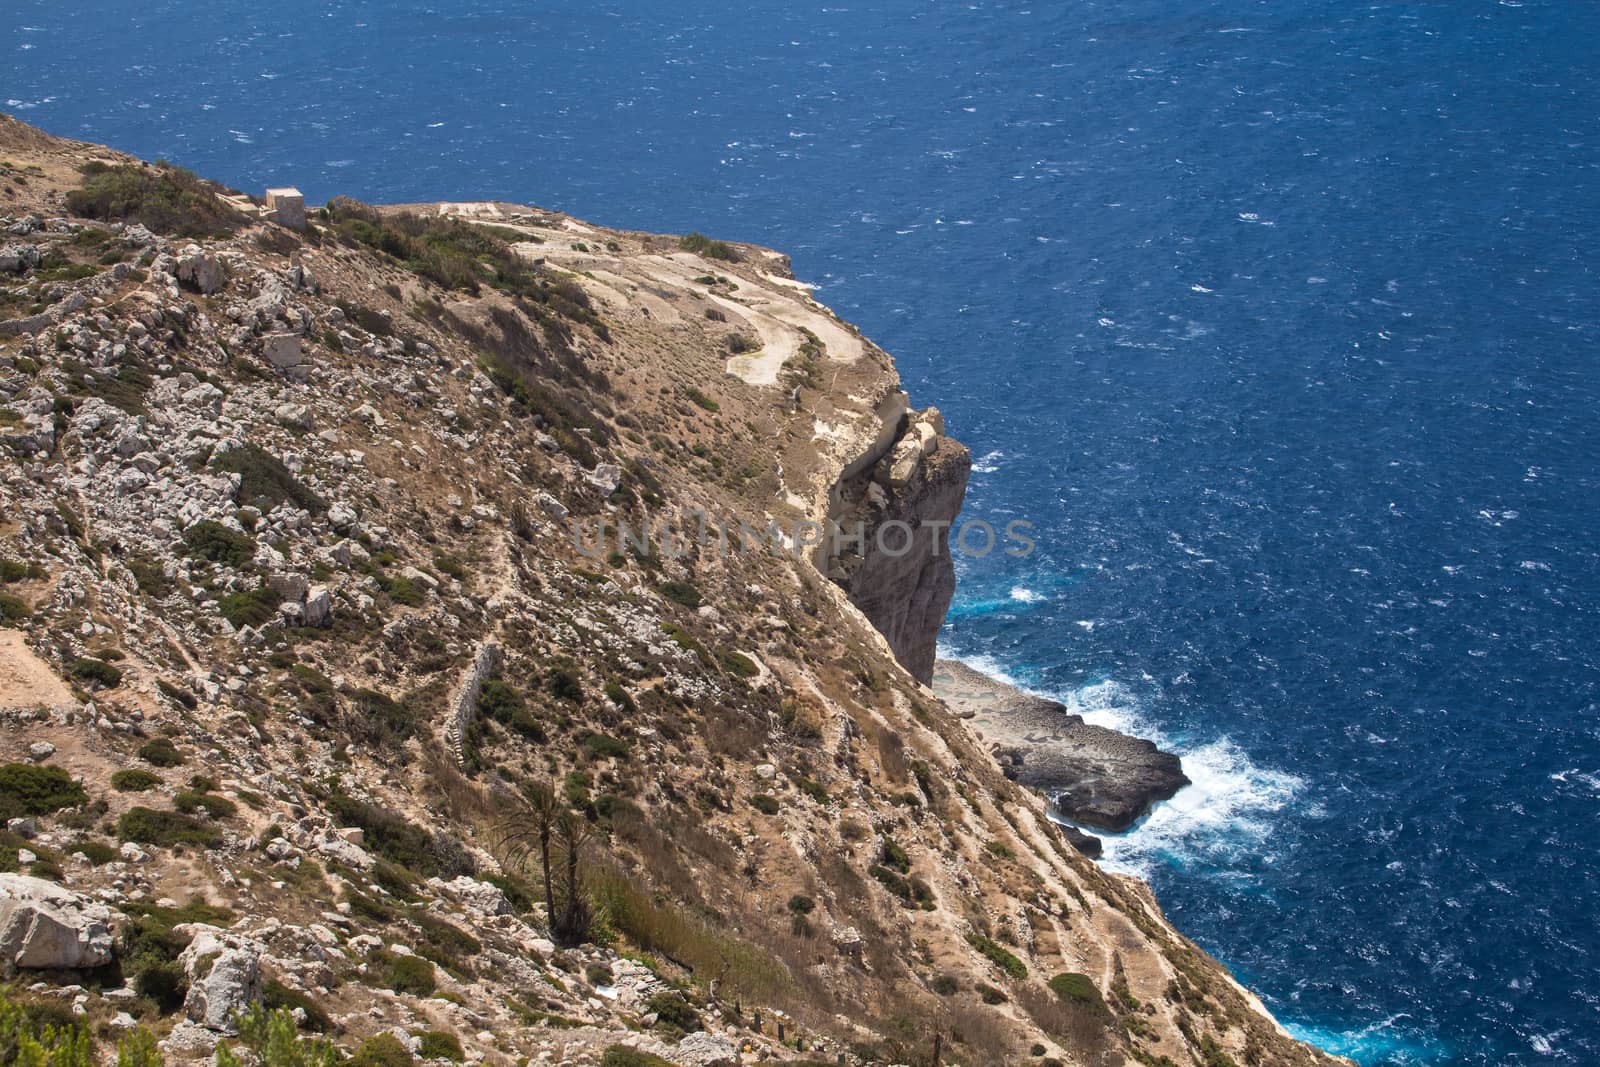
[417,1032,464,1062]
[600,1047,675,1067]
[478,679,545,739]
[684,387,719,413]
[218,1003,340,1067]
[69,657,122,687]
[117,806,221,848]
[1048,972,1107,1013]
[751,794,780,815]
[0,592,30,621]
[112,769,163,792]
[0,559,43,583]
[657,580,701,608]
[173,791,238,819]
[582,732,629,760]
[719,651,758,678]
[211,445,326,514]
[349,1033,417,1067]
[977,983,1008,1004]
[138,738,185,767]
[219,586,279,628]
[0,763,88,820]
[378,575,425,607]
[968,932,1027,980]
[347,687,421,746]
[678,232,739,262]
[327,793,472,878]
[931,974,959,996]
[182,521,256,567]
[260,979,335,1034]
[386,953,437,996]
[66,161,244,238]
[642,991,701,1034]
[546,665,584,703]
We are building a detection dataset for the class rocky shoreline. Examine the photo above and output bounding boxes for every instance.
[931,659,1189,851]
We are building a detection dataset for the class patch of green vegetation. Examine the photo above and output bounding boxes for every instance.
[581,732,629,759]
[69,656,122,687]
[219,586,279,628]
[751,794,780,815]
[719,651,759,679]
[546,664,584,704]
[599,1048,675,1067]
[417,1032,464,1062]
[678,232,740,262]
[211,444,326,514]
[0,763,88,820]
[0,559,44,583]
[116,806,221,848]
[327,793,473,878]
[0,592,30,621]
[173,791,238,819]
[260,978,335,1034]
[347,686,422,746]
[657,580,701,608]
[66,161,244,238]
[1047,972,1101,1006]
[642,991,701,1034]
[385,953,437,997]
[137,738,185,767]
[479,679,544,741]
[349,1032,417,1067]
[967,932,1027,980]
[111,767,160,793]
[684,387,719,413]
[182,520,256,567]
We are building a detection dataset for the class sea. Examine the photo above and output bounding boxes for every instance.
[7,1,1599,1063]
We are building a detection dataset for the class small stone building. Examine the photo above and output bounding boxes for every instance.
[264,187,306,230]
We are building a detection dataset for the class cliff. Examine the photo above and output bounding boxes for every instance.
[0,114,1346,1067]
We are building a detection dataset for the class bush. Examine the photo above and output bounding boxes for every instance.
[386,953,437,996]
[1048,972,1104,1009]
[112,769,163,792]
[658,580,701,608]
[260,979,335,1034]
[219,1003,341,1067]
[678,232,739,262]
[66,161,244,237]
[70,839,119,866]
[219,587,279,628]
[0,592,30,621]
[327,793,473,878]
[138,738,185,767]
[600,1048,675,1067]
[546,665,584,704]
[480,680,544,741]
[787,894,815,915]
[751,794,780,815]
[347,687,421,746]
[642,991,701,1034]
[173,791,238,819]
[350,1033,417,1067]
[182,521,255,567]
[69,657,122,687]
[0,763,88,820]
[720,651,758,678]
[968,932,1028,980]
[118,806,222,848]
[582,732,629,760]
[417,1032,464,1062]
[211,445,326,514]
[931,974,959,996]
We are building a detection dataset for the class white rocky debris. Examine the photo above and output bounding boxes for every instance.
[0,874,116,974]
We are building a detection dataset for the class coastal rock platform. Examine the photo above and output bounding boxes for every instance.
[932,659,1189,834]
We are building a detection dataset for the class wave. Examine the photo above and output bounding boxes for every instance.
[940,651,1307,880]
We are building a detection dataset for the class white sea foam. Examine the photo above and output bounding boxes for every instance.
[971,450,1003,474]
[942,653,1306,879]
[1009,586,1044,604]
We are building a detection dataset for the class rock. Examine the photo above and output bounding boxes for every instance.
[176,925,263,1034]
[0,874,116,974]
[176,246,226,294]
[5,819,36,839]
[430,876,510,918]
[26,742,54,761]
[274,403,312,430]
[0,244,41,274]
[327,502,359,534]
[674,1032,739,1067]
[535,492,567,521]
[267,572,309,603]
[303,586,332,628]
[1059,824,1104,859]
[880,434,924,489]
[585,463,622,496]
[263,333,304,373]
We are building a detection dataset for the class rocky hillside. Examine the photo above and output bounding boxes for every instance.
[0,115,1345,1067]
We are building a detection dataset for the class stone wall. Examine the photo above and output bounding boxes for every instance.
[443,641,502,765]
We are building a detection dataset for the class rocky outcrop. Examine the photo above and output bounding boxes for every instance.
[176,924,264,1034]
[0,874,115,974]
[932,659,1189,833]
[825,406,970,683]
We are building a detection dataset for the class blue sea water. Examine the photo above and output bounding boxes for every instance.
[9,1,1600,1062]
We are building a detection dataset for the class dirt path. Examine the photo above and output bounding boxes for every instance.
[0,629,73,710]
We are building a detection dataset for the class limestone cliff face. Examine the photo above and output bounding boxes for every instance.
[823,406,970,683]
